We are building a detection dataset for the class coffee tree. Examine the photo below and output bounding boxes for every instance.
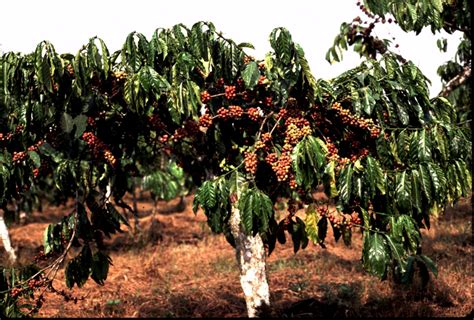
[0,2,471,318]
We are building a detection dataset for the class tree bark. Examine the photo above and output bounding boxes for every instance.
[439,65,471,97]
[0,212,17,263]
[229,201,270,318]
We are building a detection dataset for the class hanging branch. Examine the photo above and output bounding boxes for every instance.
[439,65,472,97]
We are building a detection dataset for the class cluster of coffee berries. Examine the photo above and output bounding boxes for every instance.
[0,132,13,142]
[350,211,362,226]
[229,105,244,118]
[158,134,169,144]
[317,206,329,217]
[148,114,164,130]
[85,116,95,128]
[247,107,261,121]
[289,176,298,189]
[272,152,292,182]
[261,133,272,144]
[326,138,340,162]
[28,278,44,290]
[356,2,377,20]
[332,102,380,138]
[15,124,25,134]
[81,132,117,167]
[113,70,127,81]
[265,152,278,164]
[103,150,116,167]
[34,249,49,262]
[200,90,211,103]
[242,90,252,101]
[10,287,23,298]
[257,75,267,86]
[27,140,45,153]
[254,140,266,150]
[264,97,273,108]
[32,168,40,178]
[284,120,312,145]
[171,128,187,142]
[243,55,254,64]
[244,151,258,175]
[278,108,288,119]
[224,85,236,100]
[217,107,231,120]
[236,78,245,90]
[199,113,213,128]
[184,120,200,136]
[216,78,225,88]
[12,151,28,164]
[350,148,370,162]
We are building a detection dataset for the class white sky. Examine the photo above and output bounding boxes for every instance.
[1,0,462,96]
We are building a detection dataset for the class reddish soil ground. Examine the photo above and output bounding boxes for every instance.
[2,193,472,318]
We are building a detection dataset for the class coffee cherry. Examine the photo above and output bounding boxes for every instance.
[257,75,267,86]
[243,56,253,64]
[159,134,169,144]
[229,105,244,118]
[200,91,211,103]
[224,85,236,100]
[12,151,27,164]
[247,107,260,121]
[199,114,213,128]
[244,151,258,175]
[261,133,272,144]
[264,97,273,108]
[265,153,278,165]
[171,128,186,142]
[217,107,231,120]
[255,140,265,150]
[184,120,200,136]
[216,78,225,88]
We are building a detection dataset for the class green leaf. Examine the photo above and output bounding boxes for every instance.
[338,164,353,205]
[304,204,319,244]
[292,136,326,188]
[365,156,386,195]
[418,129,432,162]
[238,189,253,234]
[323,160,338,198]
[360,87,376,115]
[27,151,41,168]
[406,3,418,24]
[91,251,112,286]
[362,232,390,279]
[238,187,273,235]
[241,61,260,89]
[411,170,422,213]
[395,171,412,211]
[60,113,74,134]
[73,115,88,139]
[419,164,432,202]
[43,224,54,255]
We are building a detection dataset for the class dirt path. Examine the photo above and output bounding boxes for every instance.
[2,194,472,318]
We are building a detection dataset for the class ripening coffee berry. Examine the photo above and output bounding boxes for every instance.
[199,114,213,127]
[200,91,211,103]
[244,151,258,175]
[224,86,236,100]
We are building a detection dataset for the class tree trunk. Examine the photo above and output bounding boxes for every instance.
[229,202,270,318]
[0,212,17,263]
[131,181,140,233]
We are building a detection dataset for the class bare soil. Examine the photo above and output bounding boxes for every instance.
[2,193,472,318]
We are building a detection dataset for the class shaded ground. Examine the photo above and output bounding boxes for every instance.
[2,193,472,318]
